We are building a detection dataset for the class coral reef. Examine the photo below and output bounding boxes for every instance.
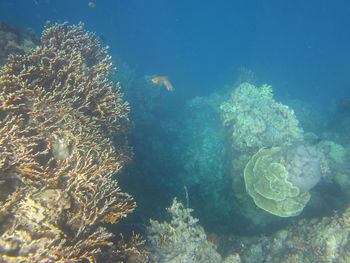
[244,143,326,217]
[219,82,331,223]
[220,82,303,153]
[0,21,38,65]
[147,198,222,263]
[146,197,350,263]
[0,22,147,262]
[222,206,350,263]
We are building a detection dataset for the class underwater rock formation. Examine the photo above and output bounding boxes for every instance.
[244,143,326,217]
[0,22,146,262]
[220,82,303,153]
[178,94,233,230]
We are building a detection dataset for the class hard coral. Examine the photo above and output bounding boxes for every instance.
[226,206,350,263]
[220,82,303,153]
[147,198,222,263]
[244,143,326,217]
[0,22,146,262]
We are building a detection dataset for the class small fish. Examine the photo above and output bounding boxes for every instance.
[151,76,174,92]
[88,1,96,8]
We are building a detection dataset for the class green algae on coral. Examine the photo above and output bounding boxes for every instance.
[244,147,310,217]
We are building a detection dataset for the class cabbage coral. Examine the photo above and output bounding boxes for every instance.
[244,143,325,217]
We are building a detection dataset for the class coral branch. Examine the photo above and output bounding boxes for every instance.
[0,22,146,262]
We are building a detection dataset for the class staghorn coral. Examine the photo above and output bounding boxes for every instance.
[244,143,326,217]
[220,82,303,153]
[0,22,147,262]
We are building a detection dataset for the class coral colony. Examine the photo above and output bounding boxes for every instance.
[0,23,147,262]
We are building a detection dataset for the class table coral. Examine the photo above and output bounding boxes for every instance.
[0,22,147,262]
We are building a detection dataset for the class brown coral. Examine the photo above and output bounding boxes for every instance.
[0,22,147,262]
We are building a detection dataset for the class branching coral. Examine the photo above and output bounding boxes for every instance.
[0,22,147,262]
[146,198,222,263]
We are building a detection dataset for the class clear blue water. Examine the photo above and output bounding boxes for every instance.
[1,0,349,102]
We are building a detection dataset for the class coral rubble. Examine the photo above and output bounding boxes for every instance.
[0,22,146,262]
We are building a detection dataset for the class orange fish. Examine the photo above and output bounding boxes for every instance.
[151,76,174,92]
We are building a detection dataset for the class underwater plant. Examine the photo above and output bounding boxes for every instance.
[0,22,147,262]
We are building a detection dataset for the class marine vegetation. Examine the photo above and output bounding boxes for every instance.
[0,22,147,262]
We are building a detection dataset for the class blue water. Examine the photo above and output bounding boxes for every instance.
[1,0,349,102]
